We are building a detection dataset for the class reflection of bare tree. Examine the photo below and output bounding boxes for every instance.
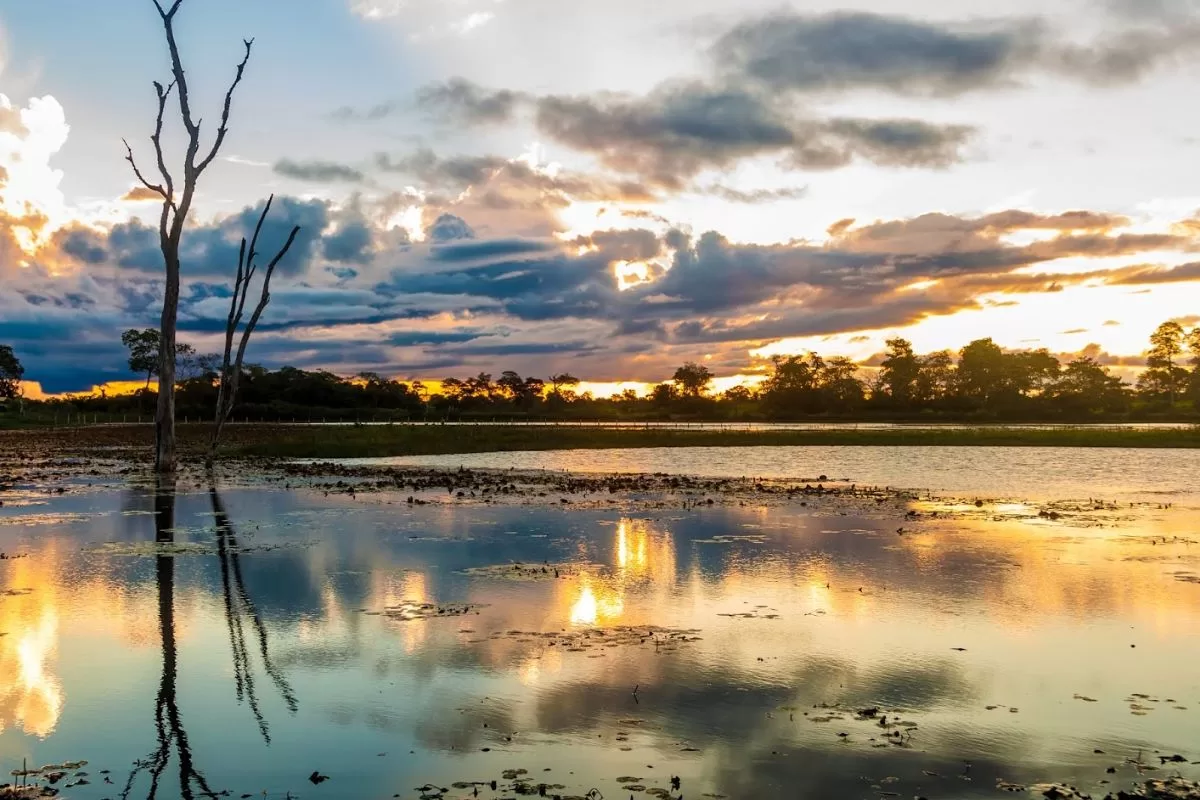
[120,479,298,799]
[210,484,298,742]
[121,477,217,800]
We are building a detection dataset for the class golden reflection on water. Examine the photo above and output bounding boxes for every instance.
[0,550,64,738]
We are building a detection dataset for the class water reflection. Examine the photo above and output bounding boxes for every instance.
[0,483,1198,798]
[210,485,297,741]
[116,480,299,799]
[0,554,62,737]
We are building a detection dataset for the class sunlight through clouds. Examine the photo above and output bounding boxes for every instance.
[0,93,69,251]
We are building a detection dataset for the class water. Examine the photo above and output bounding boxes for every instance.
[351,444,1200,503]
[2,452,1199,799]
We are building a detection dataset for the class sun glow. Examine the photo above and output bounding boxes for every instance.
[0,94,70,252]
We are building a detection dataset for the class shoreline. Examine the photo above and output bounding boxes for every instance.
[3,422,1200,462]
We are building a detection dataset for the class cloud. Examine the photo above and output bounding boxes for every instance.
[712,11,1033,96]
[427,213,475,242]
[14,183,1200,391]
[274,158,365,184]
[376,148,657,212]
[416,78,526,125]
[329,101,400,122]
[712,9,1200,96]
[533,83,974,188]
[701,184,808,204]
[121,186,161,203]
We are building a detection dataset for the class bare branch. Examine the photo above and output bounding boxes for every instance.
[195,39,254,175]
[153,0,184,19]
[158,3,199,140]
[233,226,300,375]
[124,138,168,199]
[244,194,273,281]
[151,80,177,199]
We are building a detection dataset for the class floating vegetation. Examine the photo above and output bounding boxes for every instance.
[0,589,31,598]
[694,534,769,545]
[488,626,701,654]
[0,513,93,527]
[718,605,780,620]
[460,562,604,582]
[365,602,488,621]
[86,539,311,557]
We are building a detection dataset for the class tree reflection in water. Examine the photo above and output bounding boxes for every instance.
[120,479,297,800]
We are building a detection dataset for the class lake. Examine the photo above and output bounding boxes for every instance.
[2,447,1199,799]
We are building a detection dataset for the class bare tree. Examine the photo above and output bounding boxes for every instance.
[124,0,254,474]
[207,196,300,467]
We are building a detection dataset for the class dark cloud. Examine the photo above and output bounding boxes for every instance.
[534,83,974,188]
[16,190,1200,392]
[415,78,526,125]
[274,158,365,184]
[377,149,656,210]
[712,9,1200,96]
[712,11,1032,96]
[324,221,374,263]
[427,213,476,242]
[815,117,974,168]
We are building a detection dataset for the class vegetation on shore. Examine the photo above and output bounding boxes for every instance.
[4,422,1198,461]
[7,322,1200,430]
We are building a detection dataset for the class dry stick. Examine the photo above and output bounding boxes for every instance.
[208,201,300,466]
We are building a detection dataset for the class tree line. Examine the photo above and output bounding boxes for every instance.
[4,320,1199,423]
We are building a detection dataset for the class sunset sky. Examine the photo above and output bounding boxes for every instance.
[4,0,1200,394]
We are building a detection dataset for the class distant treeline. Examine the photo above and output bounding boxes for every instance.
[4,321,1200,423]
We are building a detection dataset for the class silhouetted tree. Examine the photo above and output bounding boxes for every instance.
[672,362,714,398]
[125,0,257,474]
[876,337,920,409]
[0,345,23,400]
[122,328,197,389]
[1047,357,1129,415]
[1139,321,1189,405]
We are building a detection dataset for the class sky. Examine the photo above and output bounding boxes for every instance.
[4,0,1200,394]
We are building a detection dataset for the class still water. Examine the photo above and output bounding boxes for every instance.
[361,445,1200,503]
[2,452,1199,799]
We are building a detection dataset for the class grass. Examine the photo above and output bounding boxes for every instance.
[4,422,1200,461]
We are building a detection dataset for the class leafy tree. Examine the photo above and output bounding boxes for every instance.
[955,338,1010,407]
[672,362,714,398]
[822,356,866,408]
[1007,349,1060,397]
[0,345,24,400]
[1139,321,1189,405]
[877,337,921,408]
[548,373,581,397]
[497,371,525,399]
[721,385,754,403]
[650,382,679,406]
[760,354,824,416]
[121,328,198,388]
[913,350,955,406]
[1047,357,1129,415]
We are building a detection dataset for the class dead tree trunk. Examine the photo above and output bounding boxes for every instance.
[125,0,254,474]
[207,195,300,468]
